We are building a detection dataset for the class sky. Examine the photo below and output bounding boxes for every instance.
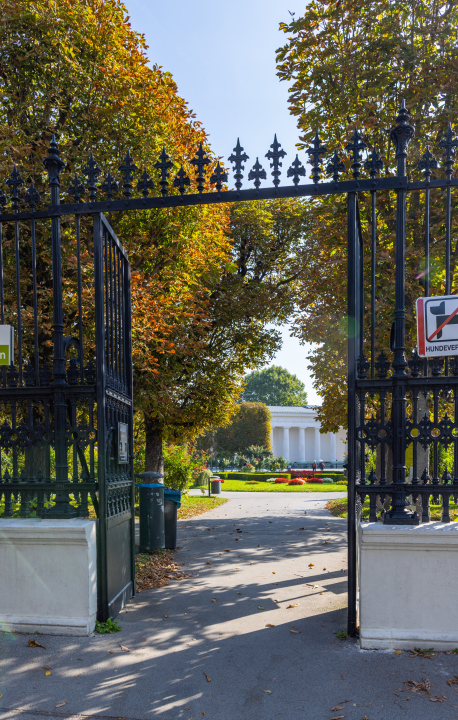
[125,0,320,404]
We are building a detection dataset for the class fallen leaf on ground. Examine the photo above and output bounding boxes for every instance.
[42,665,51,670]
[409,648,436,659]
[211,598,217,603]
[164,615,168,618]
[205,562,212,565]
[394,650,403,655]
[141,638,147,642]
[287,604,299,608]
[237,592,242,595]
[266,623,275,627]
[136,551,194,592]
[262,690,272,694]
[119,645,130,652]
[28,639,46,649]
[108,650,115,654]
[332,706,345,711]
[55,701,66,708]
[204,673,211,682]
[258,605,265,610]
[274,598,280,602]
[290,629,301,634]
[308,563,314,567]
[430,696,447,702]
[332,716,345,719]
[446,676,458,686]
[304,511,307,514]
[404,679,431,695]
[272,571,276,574]
[45,671,51,676]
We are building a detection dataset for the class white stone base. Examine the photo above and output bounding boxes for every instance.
[359,522,458,650]
[0,519,97,636]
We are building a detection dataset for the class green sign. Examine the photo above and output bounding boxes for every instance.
[0,344,9,365]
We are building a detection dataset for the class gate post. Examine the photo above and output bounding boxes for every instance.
[347,189,360,636]
[384,102,418,525]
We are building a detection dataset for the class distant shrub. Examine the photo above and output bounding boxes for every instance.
[321,477,334,483]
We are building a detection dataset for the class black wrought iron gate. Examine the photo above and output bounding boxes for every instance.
[1,102,458,631]
[94,213,135,620]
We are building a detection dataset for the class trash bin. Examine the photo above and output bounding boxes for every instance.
[136,471,164,552]
[164,487,182,549]
[210,476,221,495]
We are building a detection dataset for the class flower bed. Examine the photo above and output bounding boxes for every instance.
[305,478,323,483]
[288,478,305,485]
[274,478,289,484]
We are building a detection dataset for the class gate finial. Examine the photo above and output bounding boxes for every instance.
[82,151,101,202]
[364,148,383,179]
[228,139,249,191]
[389,100,414,173]
[6,165,24,211]
[248,158,267,189]
[306,131,327,185]
[210,161,228,192]
[266,135,286,187]
[287,154,306,186]
[326,150,345,182]
[119,150,138,199]
[345,127,366,180]
[439,123,458,179]
[154,147,173,196]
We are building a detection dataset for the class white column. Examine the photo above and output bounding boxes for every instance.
[330,433,337,464]
[270,426,274,453]
[314,427,321,462]
[299,427,306,463]
[283,427,290,460]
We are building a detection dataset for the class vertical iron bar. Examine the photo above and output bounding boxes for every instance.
[76,215,84,383]
[424,185,430,299]
[109,237,114,373]
[446,184,452,295]
[347,189,359,636]
[384,102,417,524]
[370,190,376,379]
[14,217,23,384]
[31,217,39,382]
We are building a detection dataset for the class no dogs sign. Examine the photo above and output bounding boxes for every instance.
[417,295,458,356]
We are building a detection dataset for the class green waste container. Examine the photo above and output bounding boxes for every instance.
[136,472,164,552]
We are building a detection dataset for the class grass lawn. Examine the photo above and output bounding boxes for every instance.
[326,496,458,521]
[178,495,228,518]
[196,479,348,493]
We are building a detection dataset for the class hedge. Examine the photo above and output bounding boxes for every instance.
[217,472,291,481]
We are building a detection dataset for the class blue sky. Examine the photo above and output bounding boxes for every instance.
[125,0,320,404]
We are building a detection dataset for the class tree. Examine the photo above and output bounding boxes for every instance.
[0,1,315,475]
[276,0,458,430]
[212,403,272,455]
[0,0,235,467]
[242,366,308,406]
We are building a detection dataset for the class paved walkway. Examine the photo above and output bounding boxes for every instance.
[1,491,458,720]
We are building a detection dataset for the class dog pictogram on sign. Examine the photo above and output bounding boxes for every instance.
[417,295,458,356]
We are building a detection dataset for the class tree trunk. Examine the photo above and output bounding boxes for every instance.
[144,413,164,474]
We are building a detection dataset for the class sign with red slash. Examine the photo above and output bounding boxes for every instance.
[417,295,458,356]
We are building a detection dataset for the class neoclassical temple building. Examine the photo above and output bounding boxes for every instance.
[268,406,347,466]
